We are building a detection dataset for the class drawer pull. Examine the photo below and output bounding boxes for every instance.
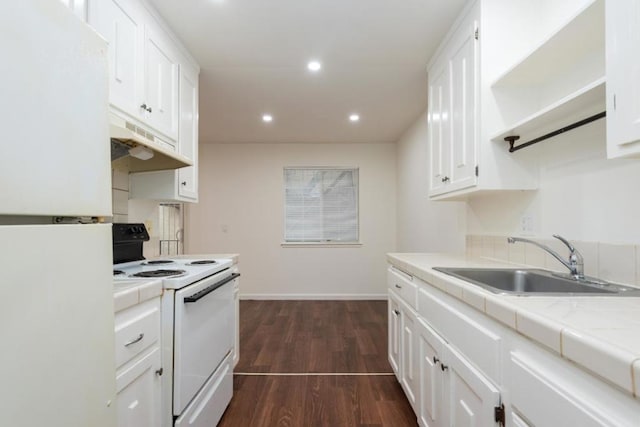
[395,284,402,289]
[124,333,144,347]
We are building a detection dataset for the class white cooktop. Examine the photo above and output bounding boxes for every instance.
[113,257,233,290]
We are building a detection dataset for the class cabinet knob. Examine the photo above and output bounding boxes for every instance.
[441,176,450,183]
[155,367,163,376]
[393,309,400,316]
[395,284,402,289]
[181,181,187,186]
[140,103,152,113]
[432,356,439,364]
[440,363,449,372]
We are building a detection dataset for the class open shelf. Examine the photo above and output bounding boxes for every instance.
[491,77,605,142]
[491,0,604,88]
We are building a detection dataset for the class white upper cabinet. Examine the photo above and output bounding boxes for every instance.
[144,25,179,140]
[129,59,200,203]
[606,0,640,158]
[177,61,199,201]
[428,0,608,200]
[88,0,144,121]
[428,3,478,197]
[88,0,179,144]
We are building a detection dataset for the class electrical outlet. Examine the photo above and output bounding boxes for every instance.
[520,214,534,233]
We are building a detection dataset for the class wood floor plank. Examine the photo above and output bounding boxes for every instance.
[219,300,417,426]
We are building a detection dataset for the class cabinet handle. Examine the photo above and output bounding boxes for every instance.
[440,363,449,372]
[181,181,187,186]
[155,368,164,376]
[140,103,152,113]
[124,333,144,347]
[147,106,152,113]
[395,284,402,289]
[441,176,450,183]
[393,309,400,316]
[432,356,439,364]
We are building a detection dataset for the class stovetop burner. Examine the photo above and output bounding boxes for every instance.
[187,260,217,265]
[143,260,175,265]
[113,270,125,276]
[132,269,186,278]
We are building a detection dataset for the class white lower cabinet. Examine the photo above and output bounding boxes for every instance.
[388,263,640,427]
[115,297,162,427]
[116,347,162,426]
[417,319,445,427]
[388,292,402,376]
[399,296,419,411]
[417,318,500,427]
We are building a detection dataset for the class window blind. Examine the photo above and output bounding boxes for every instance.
[284,168,359,243]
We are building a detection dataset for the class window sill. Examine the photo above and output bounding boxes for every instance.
[281,242,363,248]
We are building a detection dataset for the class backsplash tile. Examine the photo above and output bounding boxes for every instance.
[112,168,129,191]
[598,243,636,285]
[112,189,129,215]
[481,236,494,259]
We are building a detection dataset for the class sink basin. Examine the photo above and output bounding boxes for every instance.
[433,268,640,296]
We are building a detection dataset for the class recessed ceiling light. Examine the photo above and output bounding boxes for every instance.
[262,114,273,123]
[349,114,360,122]
[307,60,322,72]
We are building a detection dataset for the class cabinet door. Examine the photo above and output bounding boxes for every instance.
[388,293,402,377]
[418,319,445,427]
[442,345,500,427]
[145,25,179,140]
[88,0,144,120]
[116,347,162,427]
[606,0,640,158]
[400,301,419,411]
[428,61,451,196]
[448,18,478,192]
[177,63,199,200]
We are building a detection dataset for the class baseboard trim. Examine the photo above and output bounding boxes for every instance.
[240,293,387,300]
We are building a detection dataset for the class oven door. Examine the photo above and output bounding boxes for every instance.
[173,269,237,415]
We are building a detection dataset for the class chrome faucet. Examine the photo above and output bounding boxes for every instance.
[507,234,584,279]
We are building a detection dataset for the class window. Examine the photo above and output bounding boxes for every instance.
[284,167,359,243]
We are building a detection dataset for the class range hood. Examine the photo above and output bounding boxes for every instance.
[110,114,192,172]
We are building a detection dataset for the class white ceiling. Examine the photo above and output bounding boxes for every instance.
[147,0,468,144]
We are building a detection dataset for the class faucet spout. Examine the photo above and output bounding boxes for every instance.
[507,235,584,279]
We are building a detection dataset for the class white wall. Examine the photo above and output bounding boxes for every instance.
[467,119,640,245]
[185,142,397,298]
[396,111,467,253]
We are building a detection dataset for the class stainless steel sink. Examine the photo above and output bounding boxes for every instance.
[433,267,640,296]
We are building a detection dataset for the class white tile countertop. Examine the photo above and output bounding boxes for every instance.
[387,252,640,398]
[113,279,163,313]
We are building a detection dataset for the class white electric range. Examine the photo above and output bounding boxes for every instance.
[113,223,238,427]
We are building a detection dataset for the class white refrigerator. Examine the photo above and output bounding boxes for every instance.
[0,1,116,426]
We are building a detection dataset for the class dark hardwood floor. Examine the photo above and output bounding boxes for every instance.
[218,300,417,427]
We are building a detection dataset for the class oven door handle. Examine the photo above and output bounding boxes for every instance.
[183,273,240,303]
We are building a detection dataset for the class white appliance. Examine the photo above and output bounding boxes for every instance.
[0,1,116,427]
[112,224,238,427]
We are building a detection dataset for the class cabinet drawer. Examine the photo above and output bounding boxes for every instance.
[388,267,418,309]
[508,352,610,426]
[115,298,161,369]
[418,287,501,381]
